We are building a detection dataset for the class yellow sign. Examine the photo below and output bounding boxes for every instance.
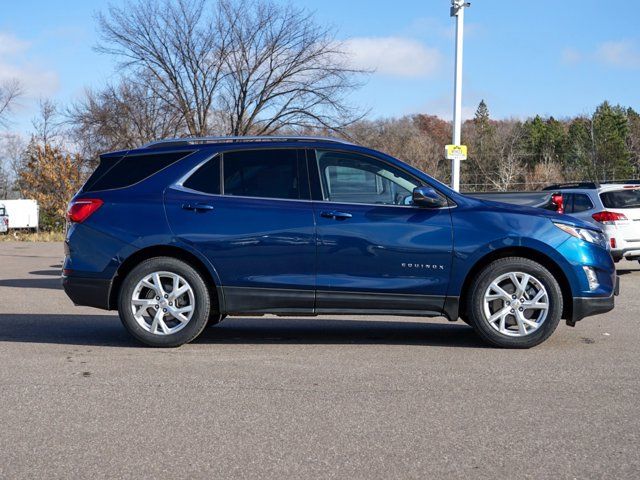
[445,144,468,161]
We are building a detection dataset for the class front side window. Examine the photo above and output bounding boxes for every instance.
[572,194,594,213]
[562,194,575,213]
[316,150,421,205]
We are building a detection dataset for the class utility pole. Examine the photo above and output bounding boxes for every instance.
[450,0,470,191]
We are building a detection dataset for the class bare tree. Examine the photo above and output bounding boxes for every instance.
[96,0,365,138]
[68,77,187,160]
[0,133,26,199]
[32,99,63,147]
[0,79,23,129]
[346,117,446,180]
[96,0,230,137]
[218,0,364,135]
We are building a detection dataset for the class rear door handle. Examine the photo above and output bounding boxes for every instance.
[320,211,352,220]
[182,203,214,212]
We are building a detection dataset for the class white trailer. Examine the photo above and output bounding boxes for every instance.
[1,199,39,231]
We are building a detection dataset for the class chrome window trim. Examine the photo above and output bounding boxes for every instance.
[173,148,456,210]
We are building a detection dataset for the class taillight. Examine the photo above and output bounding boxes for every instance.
[592,211,627,224]
[67,199,104,223]
[551,193,564,214]
[610,237,617,249]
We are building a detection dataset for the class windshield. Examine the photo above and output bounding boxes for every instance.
[600,189,640,209]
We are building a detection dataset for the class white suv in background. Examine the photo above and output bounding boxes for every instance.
[544,182,640,263]
[0,204,8,234]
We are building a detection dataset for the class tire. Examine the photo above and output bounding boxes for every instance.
[118,257,211,347]
[467,257,563,349]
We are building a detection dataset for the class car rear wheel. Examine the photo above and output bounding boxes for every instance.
[118,257,211,347]
[468,257,563,348]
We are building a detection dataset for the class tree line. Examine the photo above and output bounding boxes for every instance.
[1,0,639,230]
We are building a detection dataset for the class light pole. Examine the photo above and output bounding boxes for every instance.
[450,0,470,191]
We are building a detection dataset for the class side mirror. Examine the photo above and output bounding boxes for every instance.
[412,186,448,208]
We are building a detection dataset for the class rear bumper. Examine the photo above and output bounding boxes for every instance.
[611,248,640,260]
[62,275,112,310]
[569,276,619,325]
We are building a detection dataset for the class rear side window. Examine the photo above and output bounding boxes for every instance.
[222,149,308,200]
[600,189,640,209]
[183,156,221,194]
[84,151,192,192]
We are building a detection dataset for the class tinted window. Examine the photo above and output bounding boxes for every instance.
[223,149,307,200]
[85,151,191,192]
[562,194,574,213]
[316,150,420,205]
[572,194,593,213]
[82,155,123,192]
[0,207,5,216]
[600,189,640,209]
[183,156,221,194]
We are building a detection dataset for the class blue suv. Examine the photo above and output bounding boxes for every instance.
[62,136,618,348]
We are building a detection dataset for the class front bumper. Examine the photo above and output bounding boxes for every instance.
[568,276,619,326]
[62,275,113,310]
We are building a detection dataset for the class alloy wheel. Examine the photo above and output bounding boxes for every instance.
[130,271,195,336]
[482,272,549,337]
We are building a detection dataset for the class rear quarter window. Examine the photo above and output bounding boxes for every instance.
[84,151,193,192]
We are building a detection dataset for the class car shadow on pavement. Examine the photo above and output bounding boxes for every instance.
[29,269,62,276]
[0,314,486,348]
[0,278,62,290]
[198,317,486,348]
[617,269,638,276]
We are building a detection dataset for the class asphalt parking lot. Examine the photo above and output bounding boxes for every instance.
[0,242,638,479]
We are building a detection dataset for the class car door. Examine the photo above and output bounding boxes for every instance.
[164,148,316,313]
[309,149,453,315]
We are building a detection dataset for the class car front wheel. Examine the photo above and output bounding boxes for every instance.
[468,257,563,348]
[118,257,211,347]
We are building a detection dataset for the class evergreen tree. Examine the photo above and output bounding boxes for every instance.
[592,101,632,181]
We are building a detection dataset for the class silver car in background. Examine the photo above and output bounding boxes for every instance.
[545,182,640,263]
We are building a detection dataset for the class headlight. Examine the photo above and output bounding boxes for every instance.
[554,222,607,249]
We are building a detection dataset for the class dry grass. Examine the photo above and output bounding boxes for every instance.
[0,231,65,242]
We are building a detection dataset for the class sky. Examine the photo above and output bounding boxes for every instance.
[1,0,639,137]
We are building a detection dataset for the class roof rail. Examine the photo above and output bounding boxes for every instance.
[142,135,356,149]
[542,182,600,191]
[600,179,640,185]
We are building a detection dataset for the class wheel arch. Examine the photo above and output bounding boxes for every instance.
[109,244,223,311]
[457,246,573,321]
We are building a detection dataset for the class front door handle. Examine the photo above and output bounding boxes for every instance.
[320,211,352,220]
[182,203,214,212]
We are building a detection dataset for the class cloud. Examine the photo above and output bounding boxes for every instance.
[0,32,30,56]
[561,47,582,65]
[0,31,59,98]
[417,94,475,121]
[563,40,640,69]
[595,40,640,68]
[344,37,443,78]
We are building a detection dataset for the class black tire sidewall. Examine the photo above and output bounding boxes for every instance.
[469,257,563,348]
[118,257,211,347]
